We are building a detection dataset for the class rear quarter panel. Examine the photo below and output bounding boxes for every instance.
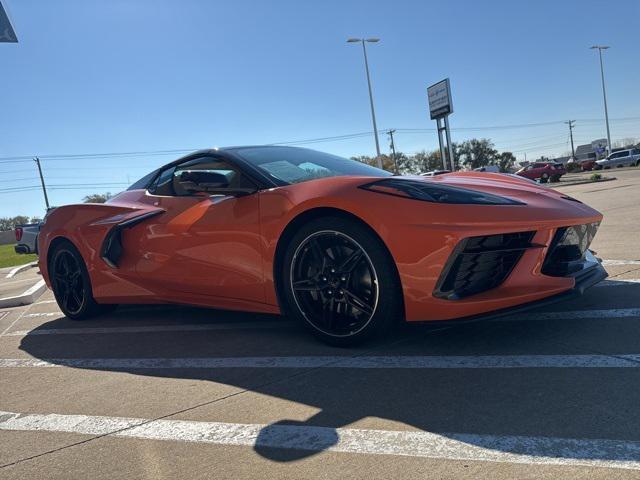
[38,200,160,293]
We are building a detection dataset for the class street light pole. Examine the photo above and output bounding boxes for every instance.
[591,46,612,155]
[348,37,382,168]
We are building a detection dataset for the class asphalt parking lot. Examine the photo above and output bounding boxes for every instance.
[1,169,640,479]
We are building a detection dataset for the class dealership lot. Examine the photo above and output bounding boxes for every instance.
[1,170,640,479]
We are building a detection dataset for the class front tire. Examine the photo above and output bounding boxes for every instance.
[281,216,402,346]
[49,241,115,320]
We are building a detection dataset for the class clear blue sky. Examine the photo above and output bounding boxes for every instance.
[1,0,639,218]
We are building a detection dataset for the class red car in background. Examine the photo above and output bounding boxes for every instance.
[516,162,566,183]
[577,153,598,171]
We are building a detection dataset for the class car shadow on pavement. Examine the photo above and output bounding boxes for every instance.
[17,284,640,464]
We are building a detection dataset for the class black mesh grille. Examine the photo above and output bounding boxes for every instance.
[434,231,535,300]
[542,222,600,276]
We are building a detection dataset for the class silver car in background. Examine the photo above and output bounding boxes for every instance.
[595,148,640,169]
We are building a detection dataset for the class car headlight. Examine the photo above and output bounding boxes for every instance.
[359,178,525,205]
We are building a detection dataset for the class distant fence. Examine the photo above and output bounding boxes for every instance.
[0,230,15,246]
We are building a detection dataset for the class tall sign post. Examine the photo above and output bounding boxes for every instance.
[427,79,454,171]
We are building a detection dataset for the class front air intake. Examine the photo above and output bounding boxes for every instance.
[542,222,600,276]
[434,231,536,300]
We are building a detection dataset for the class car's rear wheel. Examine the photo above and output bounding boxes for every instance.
[281,216,401,346]
[50,241,115,320]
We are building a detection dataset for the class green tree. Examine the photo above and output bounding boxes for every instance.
[413,149,447,172]
[455,138,498,169]
[83,192,113,203]
[497,151,516,172]
[0,215,31,231]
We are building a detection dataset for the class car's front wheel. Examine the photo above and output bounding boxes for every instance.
[281,216,402,346]
[49,241,115,320]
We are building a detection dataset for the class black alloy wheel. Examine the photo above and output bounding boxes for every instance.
[50,241,116,319]
[282,216,401,346]
[52,249,86,316]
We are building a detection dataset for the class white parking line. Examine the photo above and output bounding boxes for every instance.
[595,279,640,287]
[497,308,640,322]
[0,410,639,470]
[1,354,639,369]
[6,307,640,337]
[602,260,640,266]
[23,312,59,318]
[3,321,294,337]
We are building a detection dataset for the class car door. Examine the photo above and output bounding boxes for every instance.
[606,152,621,167]
[616,151,630,167]
[126,155,265,304]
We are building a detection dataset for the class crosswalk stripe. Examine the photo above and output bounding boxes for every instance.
[1,354,639,369]
[0,410,639,469]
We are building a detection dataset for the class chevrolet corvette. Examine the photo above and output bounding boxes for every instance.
[38,146,607,345]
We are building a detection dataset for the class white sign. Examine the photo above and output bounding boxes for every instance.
[427,79,453,120]
[591,138,608,149]
[591,138,608,155]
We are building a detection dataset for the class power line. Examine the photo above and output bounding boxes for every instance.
[1,116,638,165]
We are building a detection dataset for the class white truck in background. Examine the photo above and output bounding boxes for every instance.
[14,223,40,254]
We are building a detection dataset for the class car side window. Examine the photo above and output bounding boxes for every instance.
[148,166,176,196]
[172,157,256,196]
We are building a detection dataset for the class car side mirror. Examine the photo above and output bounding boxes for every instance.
[176,170,256,196]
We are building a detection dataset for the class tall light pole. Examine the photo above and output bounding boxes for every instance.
[590,45,612,155]
[347,37,382,168]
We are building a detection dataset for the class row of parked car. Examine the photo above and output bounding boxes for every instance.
[422,147,639,184]
[578,148,640,171]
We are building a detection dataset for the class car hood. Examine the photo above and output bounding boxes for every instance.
[382,171,595,209]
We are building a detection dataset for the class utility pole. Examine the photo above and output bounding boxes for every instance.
[387,129,398,173]
[34,157,50,210]
[565,120,576,159]
[590,46,612,155]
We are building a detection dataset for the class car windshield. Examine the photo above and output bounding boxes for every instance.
[233,146,392,185]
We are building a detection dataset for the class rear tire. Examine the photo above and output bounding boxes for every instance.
[49,241,116,320]
[280,216,402,346]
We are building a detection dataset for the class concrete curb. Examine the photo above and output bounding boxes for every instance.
[0,279,47,308]
[5,261,38,279]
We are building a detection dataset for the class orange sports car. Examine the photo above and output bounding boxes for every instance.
[38,146,606,345]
